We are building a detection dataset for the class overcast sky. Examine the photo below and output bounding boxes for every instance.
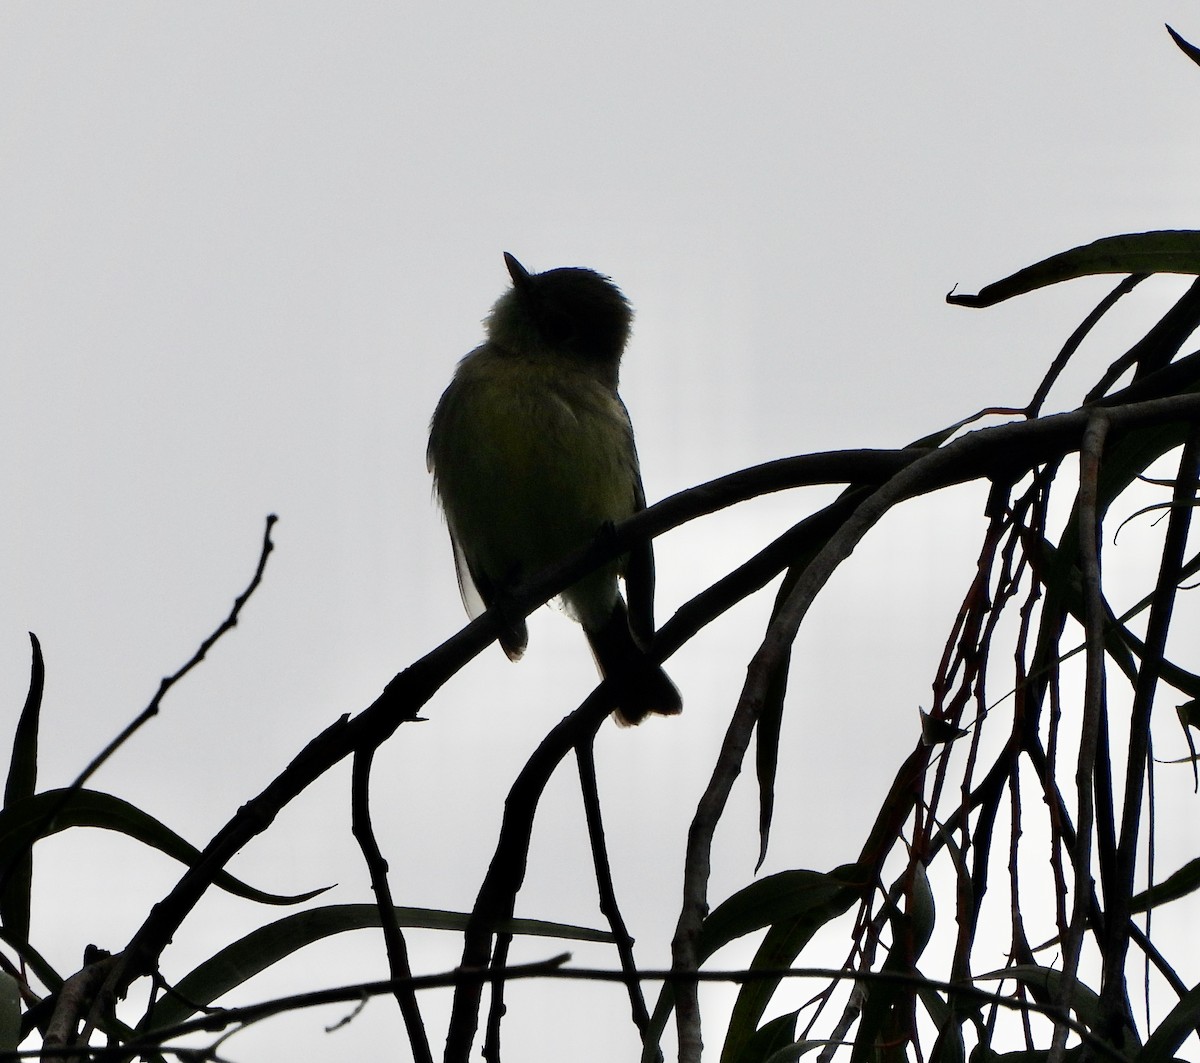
[4,6,1200,1061]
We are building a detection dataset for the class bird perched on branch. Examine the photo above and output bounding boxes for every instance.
[427,252,682,725]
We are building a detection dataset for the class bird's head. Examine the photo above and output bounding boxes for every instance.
[486,253,632,379]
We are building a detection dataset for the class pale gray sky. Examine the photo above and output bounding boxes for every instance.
[4,6,1200,1060]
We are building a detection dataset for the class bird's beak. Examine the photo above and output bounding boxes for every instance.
[503,252,531,290]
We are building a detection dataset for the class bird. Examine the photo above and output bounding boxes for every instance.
[427,252,682,725]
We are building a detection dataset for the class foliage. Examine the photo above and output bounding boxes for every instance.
[7,24,1200,1063]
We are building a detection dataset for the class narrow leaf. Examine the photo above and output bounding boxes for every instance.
[735,1009,799,1063]
[755,483,877,865]
[948,231,1200,308]
[0,789,325,907]
[1166,24,1200,69]
[849,873,938,1063]
[142,902,612,1032]
[1031,854,1200,951]
[1130,855,1200,914]
[919,983,966,1063]
[5,634,43,808]
[718,869,861,1063]
[975,965,1111,1039]
[642,869,860,1063]
[0,634,44,943]
[755,645,789,869]
[908,862,936,962]
[0,970,19,1053]
[701,867,861,961]
[1137,977,1200,1062]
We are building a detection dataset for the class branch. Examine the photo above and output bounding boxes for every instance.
[44,391,1200,1049]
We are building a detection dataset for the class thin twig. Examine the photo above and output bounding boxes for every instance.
[350,746,432,1063]
[1028,275,1144,416]
[1050,411,1109,1063]
[75,515,279,795]
[45,516,279,1049]
[575,740,654,1039]
[482,932,511,1063]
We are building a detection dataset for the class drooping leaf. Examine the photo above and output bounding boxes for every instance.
[1137,977,1200,1063]
[141,902,612,1032]
[1130,856,1200,914]
[702,867,862,964]
[920,982,967,1063]
[849,870,939,1063]
[974,965,1115,1042]
[755,642,790,870]
[641,869,861,1063]
[733,1009,799,1063]
[755,483,878,867]
[1032,854,1200,954]
[908,862,935,963]
[0,789,325,907]
[948,231,1200,308]
[718,869,861,1063]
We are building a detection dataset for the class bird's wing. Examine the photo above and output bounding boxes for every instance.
[448,528,529,661]
[449,532,488,621]
[619,399,656,649]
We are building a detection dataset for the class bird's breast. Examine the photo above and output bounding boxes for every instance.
[429,349,639,575]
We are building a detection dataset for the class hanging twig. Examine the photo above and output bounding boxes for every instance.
[1050,411,1110,1063]
[482,932,512,1062]
[1100,425,1200,1041]
[575,739,654,1039]
[350,746,432,1063]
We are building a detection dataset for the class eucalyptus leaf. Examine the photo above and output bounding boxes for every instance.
[142,902,612,1032]
[0,788,326,907]
[949,231,1200,308]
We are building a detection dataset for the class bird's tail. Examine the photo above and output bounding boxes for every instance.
[585,600,682,726]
